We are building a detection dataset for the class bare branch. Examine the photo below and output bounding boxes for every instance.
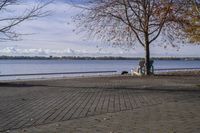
[72,0,198,75]
[0,0,52,41]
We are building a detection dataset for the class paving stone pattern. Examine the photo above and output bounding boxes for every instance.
[0,85,198,132]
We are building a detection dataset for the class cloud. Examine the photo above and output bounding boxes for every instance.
[0,47,79,56]
[0,47,125,57]
[0,0,200,57]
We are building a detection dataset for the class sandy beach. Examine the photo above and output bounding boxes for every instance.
[0,72,200,133]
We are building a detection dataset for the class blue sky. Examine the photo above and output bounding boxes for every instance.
[0,0,200,57]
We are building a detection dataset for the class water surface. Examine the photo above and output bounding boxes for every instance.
[0,59,199,80]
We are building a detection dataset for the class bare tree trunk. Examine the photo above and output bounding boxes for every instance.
[144,33,151,75]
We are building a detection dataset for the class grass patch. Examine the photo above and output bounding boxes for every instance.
[197,85,200,88]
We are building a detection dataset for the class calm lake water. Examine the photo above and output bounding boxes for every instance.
[0,59,200,80]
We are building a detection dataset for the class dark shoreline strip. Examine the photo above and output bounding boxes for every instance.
[0,71,117,77]
[155,68,200,71]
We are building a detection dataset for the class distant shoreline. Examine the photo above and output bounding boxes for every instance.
[0,56,200,60]
[1,70,200,82]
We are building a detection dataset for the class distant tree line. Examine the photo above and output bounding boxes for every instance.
[0,55,200,60]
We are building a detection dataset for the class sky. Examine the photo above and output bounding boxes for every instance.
[0,0,200,57]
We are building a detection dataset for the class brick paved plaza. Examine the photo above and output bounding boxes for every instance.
[0,76,200,132]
